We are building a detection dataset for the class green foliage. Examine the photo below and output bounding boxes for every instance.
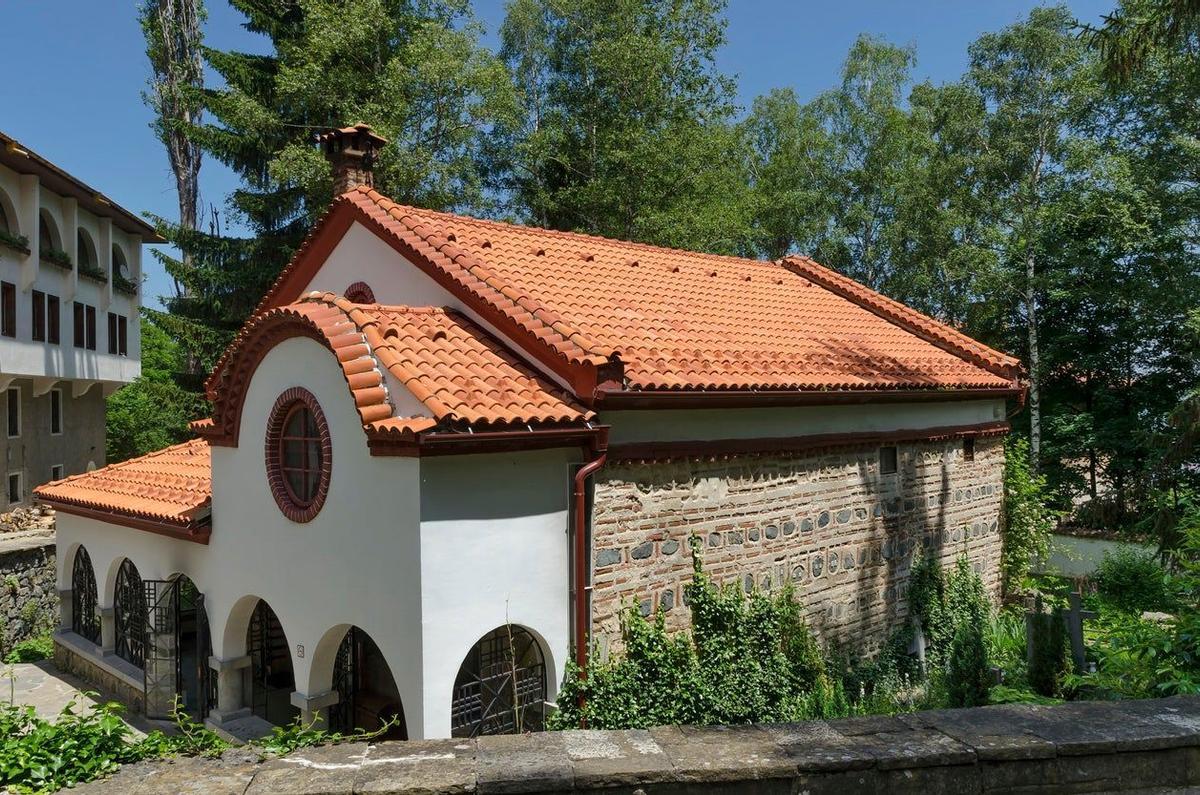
[255,712,398,757]
[1002,439,1056,595]
[106,318,208,463]
[987,684,1061,705]
[909,554,993,707]
[39,248,71,269]
[1093,546,1175,613]
[0,228,29,253]
[1027,606,1069,698]
[4,634,53,664]
[0,698,149,794]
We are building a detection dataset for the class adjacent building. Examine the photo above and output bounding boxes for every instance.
[0,130,157,506]
[36,126,1021,742]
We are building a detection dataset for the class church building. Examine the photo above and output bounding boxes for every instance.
[35,125,1021,741]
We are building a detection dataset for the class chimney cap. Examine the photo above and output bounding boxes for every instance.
[316,122,387,148]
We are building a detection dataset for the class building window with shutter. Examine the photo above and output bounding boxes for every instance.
[47,295,59,344]
[6,387,19,438]
[50,388,62,435]
[85,305,96,350]
[118,315,128,356]
[107,312,117,353]
[32,290,45,341]
[1,282,15,338]
[73,302,85,348]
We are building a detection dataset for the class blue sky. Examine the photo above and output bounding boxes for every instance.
[0,1,1114,307]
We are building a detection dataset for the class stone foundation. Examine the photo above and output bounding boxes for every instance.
[591,435,1004,654]
[53,633,145,714]
[0,532,57,656]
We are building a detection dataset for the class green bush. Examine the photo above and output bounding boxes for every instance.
[1027,606,1069,697]
[1002,438,1056,596]
[910,554,992,707]
[4,634,53,664]
[1093,546,1174,613]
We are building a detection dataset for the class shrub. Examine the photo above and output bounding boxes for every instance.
[4,634,53,664]
[1002,438,1056,596]
[1027,605,1069,697]
[909,553,993,706]
[1093,546,1174,613]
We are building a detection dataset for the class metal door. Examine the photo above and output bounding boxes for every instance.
[143,578,180,719]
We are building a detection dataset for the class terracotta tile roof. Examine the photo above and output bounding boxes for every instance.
[34,440,212,528]
[263,187,1020,395]
[203,292,592,446]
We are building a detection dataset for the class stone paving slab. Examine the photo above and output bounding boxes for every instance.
[58,695,1200,794]
[2,660,155,734]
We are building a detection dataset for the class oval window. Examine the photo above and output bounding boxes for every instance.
[265,388,330,522]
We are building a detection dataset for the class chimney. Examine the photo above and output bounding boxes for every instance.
[318,123,388,194]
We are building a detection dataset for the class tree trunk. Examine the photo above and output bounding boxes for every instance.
[1025,244,1041,472]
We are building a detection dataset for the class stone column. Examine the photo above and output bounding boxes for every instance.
[99,606,116,655]
[57,588,73,633]
[207,655,252,725]
[290,690,339,730]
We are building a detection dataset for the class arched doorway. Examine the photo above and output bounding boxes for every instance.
[327,627,406,738]
[113,559,145,669]
[450,626,547,738]
[70,546,100,644]
[143,574,213,720]
[247,600,297,726]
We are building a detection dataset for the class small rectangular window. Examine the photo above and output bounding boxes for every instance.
[73,302,85,348]
[1,281,15,338]
[85,305,96,350]
[107,312,117,354]
[7,472,21,505]
[880,445,898,475]
[6,387,19,438]
[963,437,976,462]
[50,464,64,481]
[47,295,59,344]
[118,315,128,356]
[50,388,62,435]
[31,290,45,342]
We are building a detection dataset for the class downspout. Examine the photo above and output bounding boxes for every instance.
[571,440,607,714]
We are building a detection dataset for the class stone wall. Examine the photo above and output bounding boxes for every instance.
[74,695,1200,794]
[591,435,1004,654]
[53,635,146,714]
[0,533,57,656]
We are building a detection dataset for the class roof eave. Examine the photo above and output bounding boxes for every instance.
[38,499,211,544]
[593,385,1024,410]
[368,423,608,457]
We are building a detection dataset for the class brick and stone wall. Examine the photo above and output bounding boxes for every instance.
[0,532,57,657]
[591,434,1005,654]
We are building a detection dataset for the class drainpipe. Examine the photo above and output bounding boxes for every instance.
[571,443,607,683]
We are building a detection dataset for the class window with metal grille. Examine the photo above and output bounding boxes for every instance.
[450,626,546,738]
[880,445,898,475]
[963,437,976,462]
[114,558,146,669]
[71,546,101,644]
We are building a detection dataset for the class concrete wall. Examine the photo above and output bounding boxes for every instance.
[591,435,1005,655]
[0,534,57,656]
[3,378,105,502]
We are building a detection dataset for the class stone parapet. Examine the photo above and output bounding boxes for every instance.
[74,696,1200,794]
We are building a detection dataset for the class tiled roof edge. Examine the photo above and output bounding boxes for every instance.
[780,255,1022,381]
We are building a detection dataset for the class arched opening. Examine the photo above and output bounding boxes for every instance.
[451,626,547,738]
[113,558,146,669]
[112,244,130,280]
[76,229,98,270]
[38,210,61,255]
[344,281,375,303]
[70,546,100,644]
[176,576,213,719]
[0,190,19,239]
[143,573,214,720]
[327,627,406,739]
[247,599,297,726]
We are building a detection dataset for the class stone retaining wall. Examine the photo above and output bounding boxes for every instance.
[76,696,1200,794]
[592,436,1004,654]
[0,532,57,657]
[53,634,146,714]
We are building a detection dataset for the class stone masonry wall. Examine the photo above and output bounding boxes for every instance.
[0,534,58,657]
[591,434,1004,654]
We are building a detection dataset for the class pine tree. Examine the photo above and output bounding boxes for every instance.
[147,0,514,374]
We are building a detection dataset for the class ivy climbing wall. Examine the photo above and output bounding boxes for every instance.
[590,435,1005,655]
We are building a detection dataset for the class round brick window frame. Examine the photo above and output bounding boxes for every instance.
[264,387,332,523]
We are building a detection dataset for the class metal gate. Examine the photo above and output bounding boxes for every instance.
[143,578,180,719]
[71,547,100,644]
[186,587,216,719]
[327,628,357,733]
[248,601,292,723]
[114,560,146,669]
[450,627,546,738]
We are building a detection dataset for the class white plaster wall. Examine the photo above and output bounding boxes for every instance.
[417,449,574,739]
[0,162,141,384]
[602,400,1006,445]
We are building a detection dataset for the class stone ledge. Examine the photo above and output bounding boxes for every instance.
[54,631,145,693]
[73,696,1200,794]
